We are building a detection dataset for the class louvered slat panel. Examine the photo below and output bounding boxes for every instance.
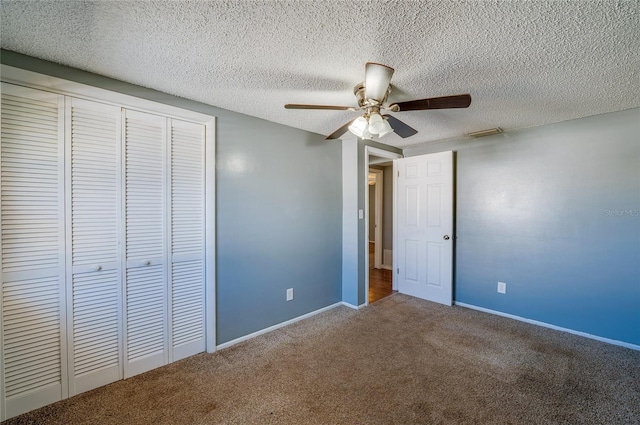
[1,92,61,275]
[71,104,119,266]
[170,120,205,360]
[171,123,203,257]
[72,270,119,376]
[126,265,165,359]
[68,98,121,395]
[1,85,64,418]
[172,260,204,347]
[125,114,164,261]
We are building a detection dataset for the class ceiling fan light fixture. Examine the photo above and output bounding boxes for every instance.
[368,113,394,138]
[376,119,394,138]
[367,112,385,134]
[348,116,369,138]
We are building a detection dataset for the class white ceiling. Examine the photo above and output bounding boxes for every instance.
[1,1,638,149]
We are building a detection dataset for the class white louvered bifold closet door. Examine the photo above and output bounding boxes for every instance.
[169,120,205,361]
[123,110,168,378]
[0,83,67,418]
[66,98,122,395]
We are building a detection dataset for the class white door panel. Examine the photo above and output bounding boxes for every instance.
[66,97,122,396]
[123,110,168,378]
[170,120,205,361]
[396,151,453,305]
[1,83,67,419]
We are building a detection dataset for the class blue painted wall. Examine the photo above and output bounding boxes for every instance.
[2,50,343,345]
[405,109,640,345]
[216,118,342,343]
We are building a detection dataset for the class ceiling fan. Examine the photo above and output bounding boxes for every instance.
[285,62,471,140]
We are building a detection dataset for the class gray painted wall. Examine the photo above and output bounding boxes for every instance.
[405,108,640,345]
[1,50,343,345]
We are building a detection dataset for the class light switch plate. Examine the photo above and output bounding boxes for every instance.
[358,209,364,219]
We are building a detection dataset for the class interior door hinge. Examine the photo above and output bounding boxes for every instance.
[397,268,399,274]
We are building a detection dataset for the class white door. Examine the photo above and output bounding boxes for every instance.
[123,110,168,378]
[396,151,453,305]
[66,98,122,395]
[0,83,67,418]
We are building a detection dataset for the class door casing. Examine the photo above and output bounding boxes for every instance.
[364,146,402,306]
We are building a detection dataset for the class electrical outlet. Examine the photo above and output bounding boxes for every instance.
[286,288,294,301]
[497,281,507,294]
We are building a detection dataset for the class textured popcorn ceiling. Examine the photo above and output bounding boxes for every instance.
[1,1,639,148]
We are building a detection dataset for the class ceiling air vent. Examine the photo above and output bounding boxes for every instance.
[465,128,503,138]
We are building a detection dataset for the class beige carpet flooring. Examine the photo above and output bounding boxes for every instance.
[4,293,639,425]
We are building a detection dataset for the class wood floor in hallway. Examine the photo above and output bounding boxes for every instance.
[369,242,393,303]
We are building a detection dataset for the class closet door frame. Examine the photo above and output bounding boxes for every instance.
[1,66,216,419]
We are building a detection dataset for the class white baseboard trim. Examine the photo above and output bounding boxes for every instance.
[341,301,366,310]
[455,302,640,351]
[381,264,393,271]
[216,302,343,350]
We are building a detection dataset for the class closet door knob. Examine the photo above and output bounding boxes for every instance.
[443,235,450,240]
[95,265,102,271]
[145,260,151,266]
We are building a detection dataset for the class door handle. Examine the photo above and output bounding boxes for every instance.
[443,235,450,240]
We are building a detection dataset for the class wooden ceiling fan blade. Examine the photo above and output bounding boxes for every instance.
[325,119,356,140]
[394,94,471,112]
[365,62,394,101]
[285,104,356,111]
[383,115,418,138]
